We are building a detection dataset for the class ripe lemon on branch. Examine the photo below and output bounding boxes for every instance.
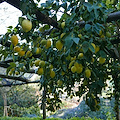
[56,40,63,50]
[26,50,32,58]
[99,57,106,64]
[21,19,32,32]
[61,22,65,29]
[57,80,63,87]
[14,46,21,52]
[35,59,41,67]
[11,35,18,46]
[46,39,51,49]
[39,61,45,67]
[85,68,91,78]
[37,67,44,75]
[18,50,25,57]
[50,70,55,78]
[71,66,77,73]
[78,53,84,59]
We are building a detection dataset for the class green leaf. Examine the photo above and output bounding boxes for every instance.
[82,41,89,53]
[64,34,73,49]
[85,24,91,31]
[83,2,92,12]
[89,43,95,53]
[99,50,107,58]
[10,44,13,51]
[72,37,79,44]
[10,62,16,67]
[94,9,99,20]
[18,17,25,25]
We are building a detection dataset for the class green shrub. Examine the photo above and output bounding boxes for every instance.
[0,117,103,120]
[0,106,3,117]
[8,103,41,117]
[69,117,103,120]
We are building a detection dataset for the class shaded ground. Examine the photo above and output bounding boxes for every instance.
[48,98,116,120]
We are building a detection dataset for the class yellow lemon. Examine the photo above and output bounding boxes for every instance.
[37,67,44,75]
[61,21,65,29]
[78,53,84,59]
[70,95,73,99]
[56,40,63,50]
[18,50,25,57]
[91,43,96,50]
[50,70,55,78]
[95,46,100,53]
[46,98,50,103]
[60,33,66,38]
[57,80,63,87]
[71,66,77,73]
[91,57,95,63]
[69,60,75,69]
[74,62,79,68]
[100,34,105,38]
[15,71,19,75]
[46,40,51,49]
[35,59,41,67]
[71,56,76,61]
[85,68,91,78]
[11,35,18,46]
[76,64,83,74]
[39,61,45,67]
[99,57,106,64]
[21,19,32,32]
[26,50,32,57]
[49,64,53,69]
[40,39,47,45]
[66,55,71,60]
[99,30,102,36]
[20,67,25,72]
[39,27,44,32]
[78,34,82,39]
[11,68,15,72]
[77,67,83,74]
[61,71,65,75]
[106,32,111,38]
[35,47,42,54]
[14,46,21,52]
[8,70,13,75]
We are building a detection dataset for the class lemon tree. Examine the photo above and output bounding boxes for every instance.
[0,0,120,119]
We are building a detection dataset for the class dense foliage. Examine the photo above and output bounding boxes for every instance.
[0,117,103,120]
[0,0,120,119]
[0,85,40,117]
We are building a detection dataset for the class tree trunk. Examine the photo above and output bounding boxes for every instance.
[113,75,120,120]
[3,93,8,116]
[42,85,46,119]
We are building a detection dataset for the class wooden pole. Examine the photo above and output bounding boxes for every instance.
[42,85,46,119]
[3,92,8,116]
[113,75,120,120]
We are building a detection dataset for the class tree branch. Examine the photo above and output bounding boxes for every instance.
[4,0,59,28]
[3,0,120,29]
[1,80,40,87]
[0,0,4,3]
[107,11,120,22]
[0,74,29,82]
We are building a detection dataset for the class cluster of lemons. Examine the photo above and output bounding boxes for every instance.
[69,59,91,78]
[33,59,55,78]
[99,30,111,39]
[10,19,106,80]
[66,42,106,78]
[90,43,106,64]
